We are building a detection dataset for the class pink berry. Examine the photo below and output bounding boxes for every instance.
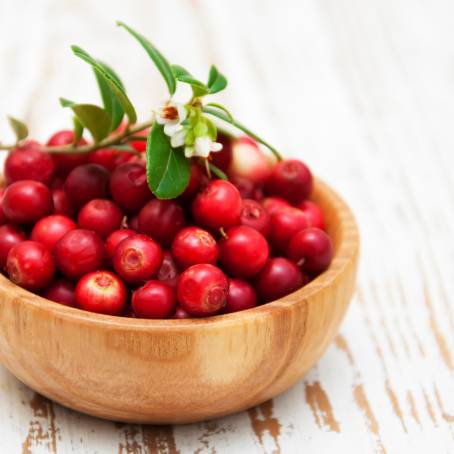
[157,251,180,288]
[223,279,257,313]
[43,278,76,307]
[297,200,325,230]
[105,229,136,260]
[0,225,26,269]
[132,280,176,319]
[269,207,310,252]
[47,130,88,176]
[77,199,124,238]
[240,199,271,237]
[31,215,77,252]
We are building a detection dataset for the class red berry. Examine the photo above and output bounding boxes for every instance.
[240,199,271,237]
[0,225,26,269]
[3,180,53,224]
[254,257,307,302]
[0,188,7,225]
[75,270,127,315]
[6,241,55,291]
[47,130,88,175]
[77,199,124,239]
[31,215,76,252]
[287,228,333,273]
[180,162,204,200]
[223,279,257,313]
[229,175,257,199]
[5,141,55,185]
[157,251,179,288]
[132,280,176,319]
[177,264,228,316]
[172,306,191,319]
[265,159,313,204]
[138,199,186,247]
[55,229,105,279]
[219,226,269,278]
[297,200,325,230]
[261,196,290,215]
[269,207,310,252]
[88,148,133,171]
[51,188,74,217]
[128,215,139,231]
[210,132,232,171]
[192,180,242,231]
[171,226,218,269]
[109,162,151,213]
[127,127,149,152]
[43,278,76,307]
[113,234,162,284]
[105,229,136,260]
[64,164,110,208]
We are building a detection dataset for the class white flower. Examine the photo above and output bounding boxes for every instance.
[156,101,187,138]
[170,128,187,148]
[184,136,223,158]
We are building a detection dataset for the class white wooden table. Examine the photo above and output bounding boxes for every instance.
[0,0,453,452]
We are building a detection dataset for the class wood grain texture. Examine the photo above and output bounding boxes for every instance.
[0,0,453,452]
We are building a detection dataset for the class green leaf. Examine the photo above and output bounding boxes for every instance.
[146,122,190,199]
[117,22,176,96]
[94,61,125,132]
[204,103,233,122]
[208,162,228,180]
[72,116,84,144]
[60,97,75,108]
[171,64,209,96]
[8,116,28,141]
[171,65,191,78]
[207,65,227,94]
[71,45,137,124]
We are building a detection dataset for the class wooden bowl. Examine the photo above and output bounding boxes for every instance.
[0,179,358,424]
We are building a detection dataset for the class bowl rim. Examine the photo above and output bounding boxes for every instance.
[0,178,359,331]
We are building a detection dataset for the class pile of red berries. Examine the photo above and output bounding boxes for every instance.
[0,130,333,318]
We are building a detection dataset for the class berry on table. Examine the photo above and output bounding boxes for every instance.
[223,279,257,313]
[0,225,26,269]
[132,280,177,319]
[31,215,77,252]
[77,199,124,239]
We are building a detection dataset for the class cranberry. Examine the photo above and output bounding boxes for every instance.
[0,225,26,269]
[5,141,55,185]
[157,251,179,288]
[77,199,124,238]
[109,162,151,212]
[47,130,88,175]
[43,278,76,307]
[75,270,127,315]
[177,264,228,316]
[180,162,203,200]
[240,199,270,237]
[171,226,218,269]
[0,189,7,225]
[254,257,306,302]
[128,215,139,231]
[132,280,176,319]
[113,234,162,284]
[88,148,133,171]
[229,175,257,199]
[210,132,232,171]
[6,241,55,291]
[172,306,191,319]
[219,226,269,278]
[261,196,290,215]
[223,279,258,313]
[3,180,53,224]
[105,229,136,260]
[127,127,149,152]
[297,200,325,230]
[265,159,313,204]
[64,164,110,208]
[31,215,77,252]
[287,228,333,273]
[269,207,310,253]
[192,180,242,231]
[51,188,74,217]
[55,229,105,279]
[138,199,186,247]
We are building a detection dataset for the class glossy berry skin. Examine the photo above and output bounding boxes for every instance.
[47,130,88,175]
[3,180,53,224]
[261,197,290,215]
[43,278,76,307]
[0,225,26,269]
[105,229,136,260]
[132,280,177,319]
[172,306,191,319]
[297,200,325,230]
[180,162,204,200]
[77,199,124,239]
[219,226,269,278]
[51,188,74,217]
[0,189,7,225]
[287,228,333,273]
[75,271,127,316]
[229,175,257,199]
[157,251,179,288]
[6,241,55,291]
[265,159,313,205]
[240,199,271,237]
[88,148,133,171]
[55,229,105,279]
[64,164,110,209]
[177,264,229,317]
[109,162,151,213]
[5,141,55,185]
[171,227,218,269]
[112,234,162,284]
[210,132,232,171]
[254,257,307,303]
[223,279,257,313]
[192,180,242,231]
[138,199,186,247]
[269,207,310,253]
[31,215,77,252]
